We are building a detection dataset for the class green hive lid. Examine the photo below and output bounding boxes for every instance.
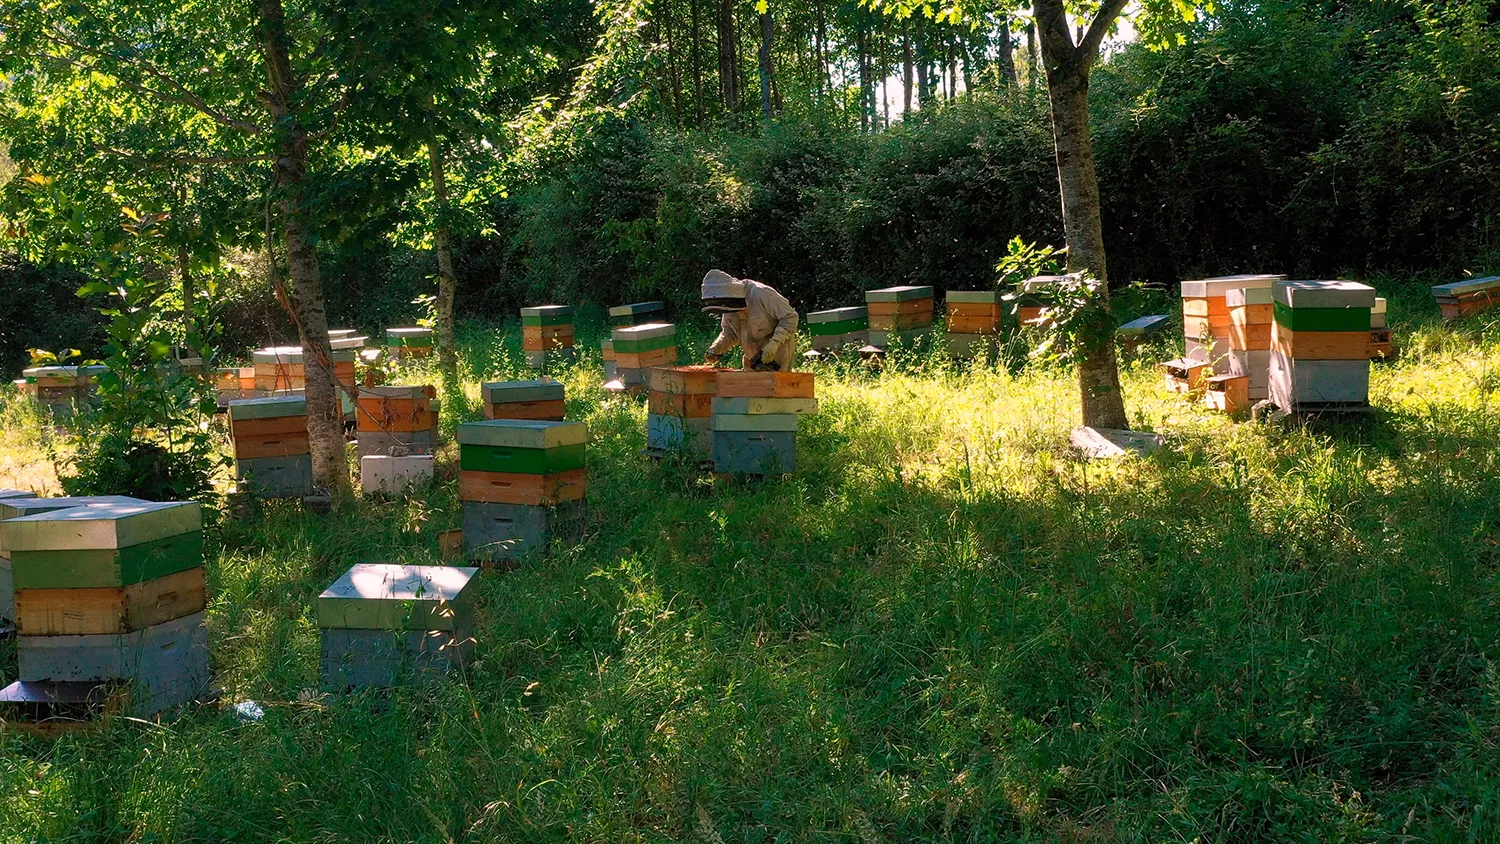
[612,322,677,342]
[358,385,431,400]
[318,563,480,631]
[482,380,566,404]
[1116,315,1170,336]
[808,306,867,324]
[3,500,201,552]
[1225,287,1275,308]
[1432,276,1500,297]
[1273,280,1377,310]
[945,290,1000,304]
[228,395,307,420]
[1181,274,1284,299]
[456,418,588,449]
[609,301,666,317]
[520,305,575,318]
[865,286,934,303]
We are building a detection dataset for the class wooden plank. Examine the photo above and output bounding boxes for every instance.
[649,366,724,395]
[712,413,799,432]
[1228,322,1272,350]
[459,469,588,505]
[946,314,1000,334]
[15,567,205,635]
[1182,297,1229,318]
[867,298,934,317]
[648,392,715,418]
[356,397,436,433]
[232,433,311,460]
[229,415,307,437]
[870,313,934,331]
[485,400,566,421]
[716,371,816,399]
[615,347,678,369]
[710,397,818,415]
[10,532,202,589]
[1270,324,1370,360]
[458,442,587,474]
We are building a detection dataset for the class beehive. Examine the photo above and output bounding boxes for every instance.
[711,371,816,475]
[610,323,678,390]
[1269,280,1375,412]
[610,301,667,327]
[646,366,726,459]
[457,420,588,561]
[385,327,434,359]
[521,306,577,371]
[482,380,566,422]
[806,306,869,352]
[865,286,934,347]
[1432,276,1499,320]
[227,396,313,499]
[944,290,1000,360]
[318,563,478,689]
[355,385,438,460]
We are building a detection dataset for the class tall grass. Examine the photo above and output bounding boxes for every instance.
[1,290,1498,841]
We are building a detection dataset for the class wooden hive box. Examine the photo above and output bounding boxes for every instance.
[945,291,1001,335]
[385,327,434,358]
[357,385,438,433]
[483,380,566,421]
[457,420,588,506]
[1432,276,1500,320]
[807,306,869,351]
[1203,374,1250,415]
[1160,358,1210,395]
[610,301,667,327]
[716,371,816,399]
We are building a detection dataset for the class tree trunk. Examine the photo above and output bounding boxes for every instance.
[916,21,932,105]
[998,15,1018,85]
[716,0,738,112]
[1025,23,1038,85]
[857,25,870,132]
[815,0,829,104]
[428,135,458,388]
[960,32,973,93]
[1042,62,1128,429]
[662,0,682,124]
[902,33,913,113]
[757,8,772,120]
[690,0,705,124]
[258,0,348,494]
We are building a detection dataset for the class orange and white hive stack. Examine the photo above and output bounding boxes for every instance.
[944,290,1001,360]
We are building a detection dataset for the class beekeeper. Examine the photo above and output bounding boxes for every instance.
[700,269,799,371]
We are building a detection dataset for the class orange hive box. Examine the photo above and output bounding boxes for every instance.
[716,371,816,399]
[1270,324,1370,361]
[459,468,588,506]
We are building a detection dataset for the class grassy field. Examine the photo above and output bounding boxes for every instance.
[1,283,1499,842]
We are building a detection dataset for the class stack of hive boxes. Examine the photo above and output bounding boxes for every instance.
[356,385,437,495]
[610,301,667,327]
[610,323,678,391]
[1223,285,1274,406]
[1432,276,1500,320]
[1,500,209,715]
[356,385,437,458]
[522,306,577,370]
[458,420,587,562]
[213,367,257,409]
[601,339,617,382]
[251,346,357,396]
[1369,298,1392,359]
[1,496,142,625]
[944,291,1002,360]
[319,564,478,689]
[1180,275,1282,371]
[1016,276,1067,326]
[807,306,869,353]
[228,396,314,499]
[711,371,816,475]
[1270,280,1376,412]
[483,380,566,421]
[647,366,722,460]
[865,286,934,349]
[385,327,434,360]
[328,330,368,351]
[18,365,106,420]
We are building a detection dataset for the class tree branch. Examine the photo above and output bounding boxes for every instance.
[98,147,274,167]
[38,27,265,135]
[1078,0,1133,68]
[1031,0,1078,69]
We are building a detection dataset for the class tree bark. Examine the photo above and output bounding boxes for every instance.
[1036,0,1130,430]
[1025,23,1038,85]
[716,0,738,112]
[690,0,705,124]
[856,24,870,132]
[757,8,773,120]
[428,135,458,387]
[998,15,1018,85]
[258,0,349,494]
[815,0,829,104]
[902,33,913,113]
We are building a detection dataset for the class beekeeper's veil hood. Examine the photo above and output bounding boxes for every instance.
[700,270,748,312]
